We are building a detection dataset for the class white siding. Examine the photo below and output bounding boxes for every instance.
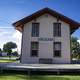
[21,14,70,64]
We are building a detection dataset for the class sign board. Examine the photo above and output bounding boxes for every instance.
[38,38,54,41]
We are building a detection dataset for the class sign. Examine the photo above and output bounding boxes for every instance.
[38,38,53,41]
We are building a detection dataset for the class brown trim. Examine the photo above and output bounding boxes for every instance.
[13,7,80,34]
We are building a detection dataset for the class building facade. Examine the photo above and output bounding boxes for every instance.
[13,8,80,64]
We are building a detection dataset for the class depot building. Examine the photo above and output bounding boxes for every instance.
[13,8,80,64]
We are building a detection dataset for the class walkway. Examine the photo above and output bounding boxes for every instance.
[1,63,80,71]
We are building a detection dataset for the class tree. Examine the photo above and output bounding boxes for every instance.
[3,42,17,58]
[12,51,19,56]
[0,48,2,56]
[71,37,80,59]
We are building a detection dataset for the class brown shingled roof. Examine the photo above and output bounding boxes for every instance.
[13,7,80,34]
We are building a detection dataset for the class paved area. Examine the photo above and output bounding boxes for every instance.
[1,63,80,71]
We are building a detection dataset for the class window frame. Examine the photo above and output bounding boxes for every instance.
[30,42,39,57]
[53,42,61,57]
[31,23,39,37]
[53,23,61,37]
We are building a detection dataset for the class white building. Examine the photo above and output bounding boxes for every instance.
[13,8,80,64]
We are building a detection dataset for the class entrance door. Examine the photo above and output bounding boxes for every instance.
[39,42,53,63]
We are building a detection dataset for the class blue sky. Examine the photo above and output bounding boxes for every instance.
[0,0,80,52]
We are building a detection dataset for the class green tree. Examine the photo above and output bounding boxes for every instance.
[12,51,19,56]
[3,42,17,58]
[0,48,2,56]
[71,37,80,59]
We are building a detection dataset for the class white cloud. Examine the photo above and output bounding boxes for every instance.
[12,30,22,54]
[78,40,80,43]
[0,31,12,36]
[0,27,22,54]
[12,30,22,39]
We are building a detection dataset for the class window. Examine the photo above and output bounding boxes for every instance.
[53,23,61,37]
[30,42,39,57]
[31,23,39,37]
[54,42,61,57]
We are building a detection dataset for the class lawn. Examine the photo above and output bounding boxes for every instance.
[0,56,19,62]
[0,72,80,80]
[27,75,80,80]
[0,59,17,62]
[0,72,27,80]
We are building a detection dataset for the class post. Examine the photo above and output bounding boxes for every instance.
[0,67,3,73]
[57,69,60,75]
[28,69,31,80]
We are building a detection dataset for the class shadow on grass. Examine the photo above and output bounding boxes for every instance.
[0,72,27,80]
[27,75,70,80]
[0,72,70,80]
[0,71,79,80]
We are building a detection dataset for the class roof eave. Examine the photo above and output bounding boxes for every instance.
[12,7,80,34]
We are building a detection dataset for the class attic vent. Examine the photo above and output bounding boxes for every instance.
[44,14,48,17]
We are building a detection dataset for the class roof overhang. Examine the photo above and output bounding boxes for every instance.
[13,7,80,34]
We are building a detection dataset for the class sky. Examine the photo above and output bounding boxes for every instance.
[0,0,80,54]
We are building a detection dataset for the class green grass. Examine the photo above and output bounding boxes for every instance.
[0,59,17,62]
[0,72,27,80]
[0,56,18,58]
[0,72,80,80]
[27,75,80,80]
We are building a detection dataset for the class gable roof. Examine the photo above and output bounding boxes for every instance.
[13,7,80,34]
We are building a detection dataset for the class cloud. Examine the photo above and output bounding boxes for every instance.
[78,40,80,43]
[0,27,22,54]
[12,30,22,54]
[12,30,22,39]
